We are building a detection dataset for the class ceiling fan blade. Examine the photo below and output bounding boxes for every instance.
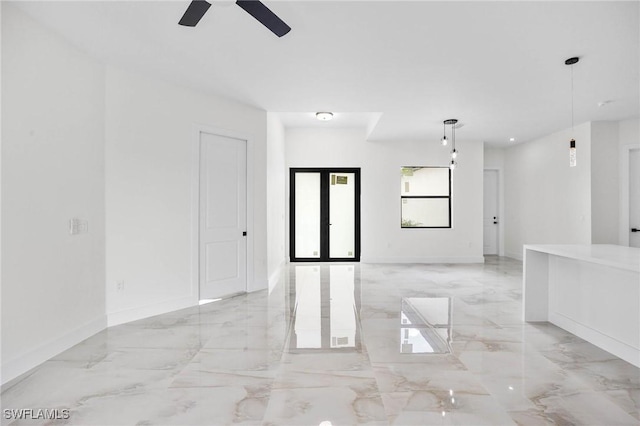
[179,0,212,27]
[236,0,291,37]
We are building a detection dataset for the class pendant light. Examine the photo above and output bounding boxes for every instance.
[565,57,579,167]
[440,121,448,146]
[442,119,459,169]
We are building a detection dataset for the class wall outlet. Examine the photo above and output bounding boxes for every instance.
[116,280,124,291]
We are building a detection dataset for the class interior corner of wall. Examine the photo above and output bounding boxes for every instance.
[268,260,286,295]
[365,113,384,141]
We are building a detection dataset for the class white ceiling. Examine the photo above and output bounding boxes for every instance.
[13,1,640,146]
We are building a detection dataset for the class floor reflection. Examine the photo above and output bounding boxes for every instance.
[400,297,453,354]
[287,264,361,352]
[5,258,639,425]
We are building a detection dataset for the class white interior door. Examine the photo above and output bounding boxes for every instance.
[630,149,640,248]
[483,170,499,255]
[199,132,247,299]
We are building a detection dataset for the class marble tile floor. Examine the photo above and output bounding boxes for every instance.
[2,257,640,425]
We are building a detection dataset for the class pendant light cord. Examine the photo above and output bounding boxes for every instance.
[452,122,455,150]
[571,65,574,134]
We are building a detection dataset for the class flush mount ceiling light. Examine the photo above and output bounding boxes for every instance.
[565,56,579,167]
[316,112,334,121]
[440,119,459,170]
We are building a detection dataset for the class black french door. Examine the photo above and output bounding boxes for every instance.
[290,168,361,262]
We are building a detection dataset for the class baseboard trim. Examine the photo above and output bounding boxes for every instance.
[360,256,485,264]
[1,315,107,386]
[107,296,197,327]
[505,250,523,261]
[550,311,640,368]
[247,278,269,293]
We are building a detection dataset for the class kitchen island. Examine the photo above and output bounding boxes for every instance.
[523,244,640,367]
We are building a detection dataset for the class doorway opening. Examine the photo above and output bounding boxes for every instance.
[290,168,361,262]
[483,169,499,255]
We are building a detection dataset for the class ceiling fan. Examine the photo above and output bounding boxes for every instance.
[179,0,291,37]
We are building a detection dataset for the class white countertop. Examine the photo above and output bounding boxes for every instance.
[524,244,640,273]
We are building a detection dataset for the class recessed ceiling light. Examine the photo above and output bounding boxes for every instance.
[509,137,515,142]
[316,112,334,121]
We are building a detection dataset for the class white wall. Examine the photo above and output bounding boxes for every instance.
[105,67,268,325]
[266,113,286,291]
[286,128,484,263]
[1,5,106,384]
[619,118,640,146]
[504,122,592,259]
[618,117,640,245]
[484,147,504,169]
[590,121,619,244]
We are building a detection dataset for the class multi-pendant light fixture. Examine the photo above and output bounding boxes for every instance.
[441,119,459,170]
[565,56,579,167]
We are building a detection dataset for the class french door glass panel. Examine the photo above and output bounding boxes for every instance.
[329,173,355,258]
[294,173,321,259]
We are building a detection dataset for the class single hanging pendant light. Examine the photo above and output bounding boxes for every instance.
[569,139,576,167]
[450,121,458,159]
[441,121,448,146]
[565,56,579,167]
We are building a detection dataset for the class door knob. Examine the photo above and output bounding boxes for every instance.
[632,228,639,233]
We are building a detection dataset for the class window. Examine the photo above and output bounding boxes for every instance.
[400,167,451,228]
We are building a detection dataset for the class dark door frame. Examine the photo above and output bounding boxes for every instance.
[290,168,361,262]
